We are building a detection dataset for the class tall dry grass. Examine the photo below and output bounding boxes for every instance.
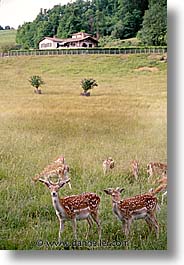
[0,54,167,250]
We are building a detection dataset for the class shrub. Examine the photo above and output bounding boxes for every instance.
[28,75,44,94]
[81,78,98,94]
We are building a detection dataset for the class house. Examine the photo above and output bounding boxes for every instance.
[39,32,98,50]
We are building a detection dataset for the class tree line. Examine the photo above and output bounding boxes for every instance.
[0,25,14,30]
[16,0,167,49]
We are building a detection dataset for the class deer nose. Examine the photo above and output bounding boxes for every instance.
[52,191,57,197]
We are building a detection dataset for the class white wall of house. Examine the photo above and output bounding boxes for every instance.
[39,39,58,50]
[39,36,98,49]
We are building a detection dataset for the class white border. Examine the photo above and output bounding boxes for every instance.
[1,0,183,263]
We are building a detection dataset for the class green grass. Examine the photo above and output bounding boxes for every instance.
[99,36,141,48]
[0,30,17,51]
[0,54,167,250]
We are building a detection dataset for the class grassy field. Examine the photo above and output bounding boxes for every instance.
[0,54,167,250]
[99,36,141,47]
[0,29,17,51]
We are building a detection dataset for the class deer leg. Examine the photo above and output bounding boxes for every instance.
[148,170,153,183]
[161,191,167,204]
[133,170,138,180]
[145,217,153,232]
[127,218,132,236]
[85,216,93,239]
[72,218,77,240]
[58,218,64,241]
[68,181,72,190]
[148,175,152,183]
[91,212,101,241]
[122,220,126,234]
[122,219,130,237]
[103,167,107,175]
[147,213,159,239]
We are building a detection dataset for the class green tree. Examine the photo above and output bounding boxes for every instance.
[34,21,53,48]
[137,0,167,45]
[114,0,148,39]
[16,22,36,49]
[16,0,151,48]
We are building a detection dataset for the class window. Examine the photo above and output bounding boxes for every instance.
[41,42,52,48]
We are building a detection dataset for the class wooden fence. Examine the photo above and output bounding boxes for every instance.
[0,47,167,57]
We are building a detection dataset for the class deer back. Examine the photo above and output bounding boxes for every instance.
[59,192,100,218]
[118,194,158,217]
[148,162,167,175]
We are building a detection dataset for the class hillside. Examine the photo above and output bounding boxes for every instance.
[16,0,167,49]
[0,30,17,51]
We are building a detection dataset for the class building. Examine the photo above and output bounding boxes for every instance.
[39,32,98,50]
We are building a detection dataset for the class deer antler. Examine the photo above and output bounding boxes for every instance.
[58,178,70,188]
[38,175,70,188]
[38,177,51,188]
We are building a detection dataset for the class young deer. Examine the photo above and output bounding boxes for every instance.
[37,177,101,241]
[131,160,139,180]
[102,157,115,175]
[33,155,71,189]
[147,162,167,182]
[104,187,159,238]
[150,172,167,204]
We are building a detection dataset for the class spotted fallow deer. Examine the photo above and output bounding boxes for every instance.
[150,172,167,204]
[147,162,167,182]
[131,160,139,180]
[36,177,101,241]
[104,187,159,238]
[102,157,115,175]
[33,155,71,189]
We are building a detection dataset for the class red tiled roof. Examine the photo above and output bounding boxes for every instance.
[72,32,91,36]
[43,37,64,42]
[63,36,98,43]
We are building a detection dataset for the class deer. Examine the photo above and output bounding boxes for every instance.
[54,155,65,164]
[150,172,167,205]
[35,176,101,241]
[104,187,159,239]
[33,155,71,189]
[102,157,115,175]
[147,162,167,182]
[130,160,139,180]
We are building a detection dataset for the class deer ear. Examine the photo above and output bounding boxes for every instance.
[104,188,112,195]
[116,187,124,193]
[58,169,62,174]
[149,188,154,193]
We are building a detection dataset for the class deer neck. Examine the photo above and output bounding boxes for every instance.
[112,198,123,220]
[51,194,67,218]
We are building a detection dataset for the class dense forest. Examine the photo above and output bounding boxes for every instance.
[16,0,167,49]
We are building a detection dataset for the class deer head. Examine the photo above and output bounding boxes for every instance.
[38,176,70,197]
[104,187,124,202]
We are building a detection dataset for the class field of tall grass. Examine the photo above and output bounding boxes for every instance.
[0,54,167,250]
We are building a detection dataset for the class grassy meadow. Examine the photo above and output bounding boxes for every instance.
[0,54,167,250]
[0,30,17,51]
